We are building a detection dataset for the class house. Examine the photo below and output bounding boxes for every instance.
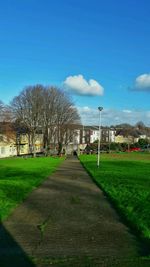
[0,134,17,158]
[0,122,17,158]
[115,135,133,144]
[80,126,116,144]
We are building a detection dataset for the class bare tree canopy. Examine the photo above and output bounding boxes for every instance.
[11,85,45,155]
[0,100,3,108]
[10,85,80,155]
[0,100,4,121]
[11,85,44,129]
[135,121,146,130]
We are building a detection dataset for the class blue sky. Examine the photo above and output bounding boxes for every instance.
[0,0,150,125]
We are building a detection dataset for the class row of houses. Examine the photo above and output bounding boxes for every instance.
[0,124,150,158]
[0,132,43,158]
[75,126,150,145]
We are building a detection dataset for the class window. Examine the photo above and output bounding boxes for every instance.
[20,145,24,153]
[86,137,90,142]
[1,147,5,154]
[21,135,27,143]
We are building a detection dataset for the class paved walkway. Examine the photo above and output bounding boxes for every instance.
[0,156,149,266]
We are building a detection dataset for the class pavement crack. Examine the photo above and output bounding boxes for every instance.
[36,214,52,247]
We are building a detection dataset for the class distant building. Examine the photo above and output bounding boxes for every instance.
[0,134,17,158]
[79,126,116,144]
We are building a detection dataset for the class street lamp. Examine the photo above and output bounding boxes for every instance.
[97,106,103,167]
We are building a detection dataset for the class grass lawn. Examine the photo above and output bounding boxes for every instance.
[79,152,150,241]
[0,156,64,221]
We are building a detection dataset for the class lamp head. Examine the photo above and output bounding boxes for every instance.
[98,107,103,111]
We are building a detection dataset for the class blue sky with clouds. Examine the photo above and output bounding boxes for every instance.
[0,0,150,125]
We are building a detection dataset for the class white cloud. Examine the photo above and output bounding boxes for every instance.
[134,74,150,91]
[77,106,150,126]
[82,106,91,112]
[63,74,104,96]
[123,109,132,113]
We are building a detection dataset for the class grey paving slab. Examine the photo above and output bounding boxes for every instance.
[0,156,147,266]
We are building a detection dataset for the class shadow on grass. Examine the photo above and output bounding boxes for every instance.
[0,223,35,267]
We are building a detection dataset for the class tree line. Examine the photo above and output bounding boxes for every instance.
[0,85,80,156]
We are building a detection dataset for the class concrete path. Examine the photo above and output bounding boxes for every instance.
[0,156,149,266]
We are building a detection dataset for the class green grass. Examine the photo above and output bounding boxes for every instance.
[32,256,150,267]
[0,156,64,221]
[79,152,150,241]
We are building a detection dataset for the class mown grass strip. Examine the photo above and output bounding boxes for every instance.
[79,153,150,242]
[32,255,150,267]
[0,156,64,221]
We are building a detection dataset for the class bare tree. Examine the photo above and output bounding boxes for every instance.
[54,90,80,154]
[0,100,3,109]
[3,108,16,142]
[11,85,44,156]
[135,121,146,130]
[42,87,60,155]
[0,100,5,121]
[42,87,80,155]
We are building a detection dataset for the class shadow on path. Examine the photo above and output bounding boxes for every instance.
[0,223,35,267]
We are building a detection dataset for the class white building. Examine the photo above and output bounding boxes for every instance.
[81,126,116,144]
[0,134,17,158]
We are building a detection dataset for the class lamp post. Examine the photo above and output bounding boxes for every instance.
[97,106,103,167]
